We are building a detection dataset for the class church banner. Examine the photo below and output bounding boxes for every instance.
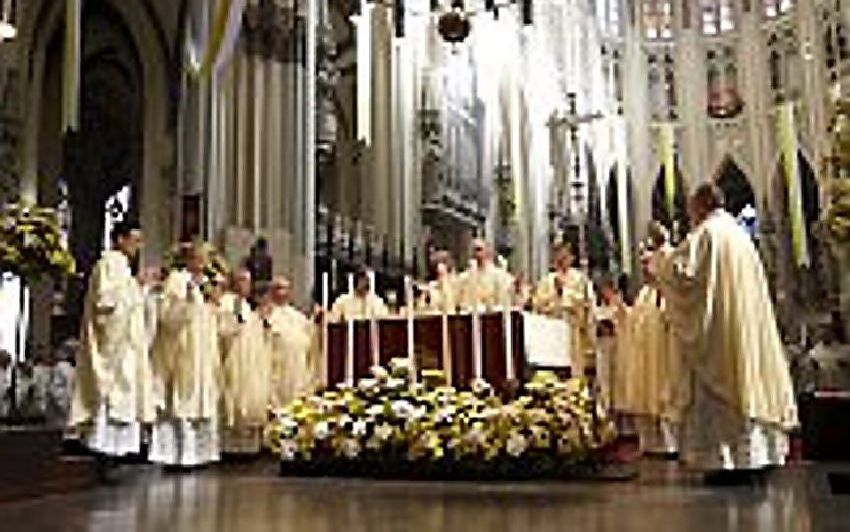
[187,0,246,79]
[62,0,81,132]
[658,123,676,220]
[776,102,810,268]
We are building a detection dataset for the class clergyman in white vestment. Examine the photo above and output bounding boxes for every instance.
[533,243,596,377]
[219,268,271,454]
[654,184,798,481]
[265,276,317,410]
[456,239,514,312]
[149,244,222,467]
[329,268,389,322]
[70,220,153,458]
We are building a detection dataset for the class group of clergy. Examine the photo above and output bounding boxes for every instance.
[69,225,317,469]
[69,180,798,483]
[320,183,798,484]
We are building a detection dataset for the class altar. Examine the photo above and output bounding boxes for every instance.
[324,311,572,393]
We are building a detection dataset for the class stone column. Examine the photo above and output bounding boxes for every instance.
[621,23,653,247]
[370,5,393,247]
[676,27,708,191]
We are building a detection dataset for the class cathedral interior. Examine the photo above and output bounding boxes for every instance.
[1,0,850,528]
[0,0,846,343]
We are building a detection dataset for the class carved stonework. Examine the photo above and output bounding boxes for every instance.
[0,67,20,203]
[243,2,305,64]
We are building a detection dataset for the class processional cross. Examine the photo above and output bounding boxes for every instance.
[546,93,604,269]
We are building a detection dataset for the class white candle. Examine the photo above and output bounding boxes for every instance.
[405,276,416,385]
[441,311,452,386]
[346,273,354,386]
[368,269,380,367]
[369,308,380,368]
[503,306,515,382]
[471,262,483,381]
[322,272,329,387]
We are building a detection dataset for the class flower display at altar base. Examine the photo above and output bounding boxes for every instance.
[265,359,616,480]
[0,202,75,281]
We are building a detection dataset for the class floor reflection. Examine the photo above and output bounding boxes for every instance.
[0,462,846,532]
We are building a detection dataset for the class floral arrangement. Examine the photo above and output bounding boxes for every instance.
[265,360,616,480]
[0,202,75,282]
[825,179,850,244]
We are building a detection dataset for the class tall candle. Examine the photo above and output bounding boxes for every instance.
[503,306,515,381]
[471,261,483,381]
[346,273,354,386]
[368,269,380,367]
[441,311,452,386]
[322,272,329,387]
[405,276,416,385]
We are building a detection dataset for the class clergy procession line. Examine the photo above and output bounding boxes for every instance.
[68,182,797,484]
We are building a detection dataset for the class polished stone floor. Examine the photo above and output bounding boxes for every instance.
[0,461,847,532]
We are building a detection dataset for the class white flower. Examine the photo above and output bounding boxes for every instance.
[366,435,382,450]
[280,417,299,438]
[313,421,331,440]
[358,378,378,392]
[280,439,298,461]
[506,431,527,457]
[391,400,413,419]
[366,404,385,417]
[370,366,390,381]
[352,420,368,437]
[341,438,361,459]
[386,377,407,391]
[375,423,393,441]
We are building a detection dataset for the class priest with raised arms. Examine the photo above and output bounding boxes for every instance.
[70,219,152,467]
[456,239,513,311]
[329,266,389,322]
[651,183,798,484]
[149,242,222,468]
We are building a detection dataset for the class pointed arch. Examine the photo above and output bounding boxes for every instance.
[713,155,756,216]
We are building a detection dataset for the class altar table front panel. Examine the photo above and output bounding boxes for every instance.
[325,312,526,392]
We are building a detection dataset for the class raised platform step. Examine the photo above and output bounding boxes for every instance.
[0,427,98,503]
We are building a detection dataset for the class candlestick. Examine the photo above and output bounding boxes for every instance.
[503,306,515,382]
[322,272,329,387]
[441,311,452,386]
[471,262,483,381]
[405,276,416,385]
[369,307,380,368]
[346,273,354,386]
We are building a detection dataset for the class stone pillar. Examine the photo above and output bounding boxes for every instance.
[370,5,393,246]
[621,24,653,248]
[676,27,708,190]
[738,12,773,202]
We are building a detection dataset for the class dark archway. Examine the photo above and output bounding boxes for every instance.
[771,152,825,320]
[651,160,688,235]
[42,2,144,330]
[715,157,756,216]
[584,147,610,272]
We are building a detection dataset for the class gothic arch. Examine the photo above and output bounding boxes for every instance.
[713,156,756,216]
[21,0,174,264]
[650,160,688,234]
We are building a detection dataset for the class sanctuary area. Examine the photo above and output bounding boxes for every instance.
[1,1,850,531]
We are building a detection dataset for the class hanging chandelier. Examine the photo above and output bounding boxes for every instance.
[0,0,16,41]
[437,1,470,45]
